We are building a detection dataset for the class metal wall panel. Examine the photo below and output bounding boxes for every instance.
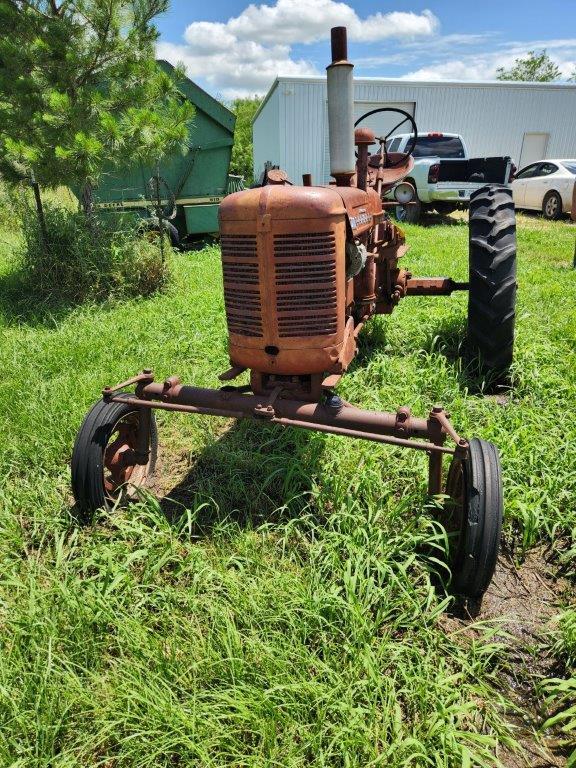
[253,77,576,184]
[253,85,280,182]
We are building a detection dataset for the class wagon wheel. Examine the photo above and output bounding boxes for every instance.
[443,438,503,599]
[354,107,418,167]
[71,394,158,521]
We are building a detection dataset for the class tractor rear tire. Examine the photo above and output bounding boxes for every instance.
[71,394,158,522]
[468,185,516,375]
[444,438,503,599]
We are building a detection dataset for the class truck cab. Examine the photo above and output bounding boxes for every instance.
[387,132,512,223]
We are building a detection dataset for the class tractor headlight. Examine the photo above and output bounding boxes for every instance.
[394,182,415,204]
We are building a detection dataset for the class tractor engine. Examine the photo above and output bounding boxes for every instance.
[219,27,406,397]
[219,183,385,384]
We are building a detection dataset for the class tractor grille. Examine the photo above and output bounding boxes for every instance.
[221,234,262,338]
[274,232,338,338]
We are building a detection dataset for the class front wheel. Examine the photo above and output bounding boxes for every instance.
[443,438,503,598]
[396,197,422,224]
[71,394,158,521]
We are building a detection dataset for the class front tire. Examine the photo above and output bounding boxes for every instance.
[542,190,562,220]
[444,438,503,598]
[468,185,517,375]
[396,196,422,224]
[71,394,158,521]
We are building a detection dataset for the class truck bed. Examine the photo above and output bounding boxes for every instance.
[437,157,511,184]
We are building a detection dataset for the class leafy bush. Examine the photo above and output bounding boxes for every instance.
[229,97,262,185]
[0,177,17,229]
[18,202,170,302]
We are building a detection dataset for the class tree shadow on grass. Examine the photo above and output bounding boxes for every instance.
[157,418,325,537]
[0,267,88,328]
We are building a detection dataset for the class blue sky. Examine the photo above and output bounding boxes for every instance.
[155,0,576,99]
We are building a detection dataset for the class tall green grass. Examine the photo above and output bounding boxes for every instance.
[0,211,575,765]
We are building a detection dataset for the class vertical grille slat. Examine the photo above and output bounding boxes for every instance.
[274,232,338,338]
[221,235,262,337]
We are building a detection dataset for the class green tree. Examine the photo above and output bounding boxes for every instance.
[569,68,576,82]
[0,0,194,190]
[229,96,262,186]
[496,50,561,82]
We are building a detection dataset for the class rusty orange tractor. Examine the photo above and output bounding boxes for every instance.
[72,27,517,599]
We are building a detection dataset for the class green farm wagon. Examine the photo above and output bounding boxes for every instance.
[91,61,241,245]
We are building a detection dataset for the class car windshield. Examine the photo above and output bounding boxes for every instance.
[561,162,576,175]
[411,135,465,158]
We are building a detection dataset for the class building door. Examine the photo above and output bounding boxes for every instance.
[519,132,549,169]
[323,101,416,183]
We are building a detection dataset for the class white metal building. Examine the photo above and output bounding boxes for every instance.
[253,77,576,185]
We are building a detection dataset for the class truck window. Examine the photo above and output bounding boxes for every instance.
[412,136,465,158]
[388,137,402,152]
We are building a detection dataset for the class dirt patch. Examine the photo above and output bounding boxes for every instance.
[443,549,569,767]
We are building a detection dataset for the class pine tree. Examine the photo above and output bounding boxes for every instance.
[496,50,561,82]
[0,1,194,189]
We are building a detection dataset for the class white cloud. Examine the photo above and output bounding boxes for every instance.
[402,39,576,82]
[218,0,438,45]
[158,0,439,98]
[157,40,318,99]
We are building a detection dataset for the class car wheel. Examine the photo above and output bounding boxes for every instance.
[542,191,562,220]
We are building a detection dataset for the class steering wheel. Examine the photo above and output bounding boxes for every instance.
[354,107,418,168]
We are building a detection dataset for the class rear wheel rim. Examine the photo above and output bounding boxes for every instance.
[103,411,151,502]
[445,459,467,568]
[545,195,559,217]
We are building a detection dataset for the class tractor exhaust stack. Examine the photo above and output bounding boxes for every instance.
[326,26,355,185]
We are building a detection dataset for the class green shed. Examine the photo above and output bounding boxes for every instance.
[92,61,240,242]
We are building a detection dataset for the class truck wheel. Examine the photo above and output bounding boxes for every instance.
[396,197,422,224]
[141,220,181,249]
[542,191,562,220]
[468,185,516,374]
[444,438,503,599]
[71,394,158,521]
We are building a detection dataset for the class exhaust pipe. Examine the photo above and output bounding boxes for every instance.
[326,27,354,186]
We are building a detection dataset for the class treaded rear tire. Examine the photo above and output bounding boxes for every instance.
[468,185,517,374]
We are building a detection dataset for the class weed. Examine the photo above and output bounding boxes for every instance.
[13,196,170,304]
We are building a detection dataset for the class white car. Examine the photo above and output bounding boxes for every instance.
[511,159,576,219]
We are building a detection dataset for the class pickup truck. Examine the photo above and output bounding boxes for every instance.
[386,132,514,223]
